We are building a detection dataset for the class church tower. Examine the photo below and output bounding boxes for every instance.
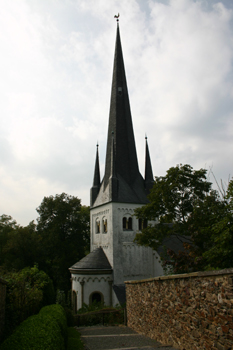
[70,23,163,309]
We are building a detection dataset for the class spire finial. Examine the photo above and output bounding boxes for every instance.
[114,13,120,22]
[145,133,147,140]
[96,141,99,148]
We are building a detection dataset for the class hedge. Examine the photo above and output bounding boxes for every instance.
[0,304,67,350]
[67,328,83,350]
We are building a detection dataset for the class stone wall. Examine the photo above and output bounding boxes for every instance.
[125,268,233,350]
[0,278,7,341]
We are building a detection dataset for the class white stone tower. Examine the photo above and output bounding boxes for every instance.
[69,23,163,310]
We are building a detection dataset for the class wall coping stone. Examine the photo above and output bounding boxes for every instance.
[125,267,233,284]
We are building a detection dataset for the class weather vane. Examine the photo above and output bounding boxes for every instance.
[114,13,120,22]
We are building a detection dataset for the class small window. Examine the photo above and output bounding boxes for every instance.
[118,87,122,96]
[139,219,148,231]
[128,217,132,230]
[103,219,107,233]
[96,220,100,234]
[123,217,133,231]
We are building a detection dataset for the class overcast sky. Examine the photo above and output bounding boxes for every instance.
[1,0,233,226]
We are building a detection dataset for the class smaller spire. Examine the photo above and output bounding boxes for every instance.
[90,143,101,206]
[144,136,154,195]
[93,143,100,187]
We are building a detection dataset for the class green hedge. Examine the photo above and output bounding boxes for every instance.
[67,328,83,350]
[0,304,67,350]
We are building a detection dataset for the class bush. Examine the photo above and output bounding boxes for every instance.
[64,307,75,327]
[67,328,83,350]
[3,265,55,338]
[39,304,67,342]
[0,304,66,350]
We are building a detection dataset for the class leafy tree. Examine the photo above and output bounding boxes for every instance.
[135,164,211,249]
[0,215,18,266]
[159,190,227,273]
[202,180,233,269]
[2,265,54,336]
[134,164,231,273]
[36,193,90,293]
[2,221,41,271]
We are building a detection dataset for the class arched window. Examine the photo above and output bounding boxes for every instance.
[103,219,107,233]
[123,217,133,230]
[128,217,132,230]
[138,219,148,231]
[96,219,100,234]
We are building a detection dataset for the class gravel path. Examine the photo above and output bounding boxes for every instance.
[77,326,178,350]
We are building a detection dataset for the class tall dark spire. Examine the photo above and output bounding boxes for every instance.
[109,132,118,201]
[104,24,140,185]
[144,136,154,195]
[90,143,101,206]
[91,24,149,207]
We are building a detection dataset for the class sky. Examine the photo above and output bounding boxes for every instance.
[1,0,233,226]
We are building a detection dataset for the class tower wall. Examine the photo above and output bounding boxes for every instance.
[90,202,163,286]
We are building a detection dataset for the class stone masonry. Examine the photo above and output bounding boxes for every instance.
[125,268,233,350]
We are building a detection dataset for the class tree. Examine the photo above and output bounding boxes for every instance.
[134,164,229,273]
[202,180,233,269]
[135,164,211,248]
[2,265,54,336]
[0,215,18,266]
[2,221,41,271]
[36,193,90,293]
[160,190,227,273]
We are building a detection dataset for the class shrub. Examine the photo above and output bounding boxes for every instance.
[39,304,67,342]
[0,304,66,350]
[67,328,83,350]
[64,307,75,327]
[3,265,55,338]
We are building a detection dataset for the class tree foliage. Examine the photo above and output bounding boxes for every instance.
[135,164,232,273]
[0,193,90,294]
[2,222,41,271]
[2,265,54,337]
[202,182,233,269]
[0,215,18,266]
[36,193,90,292]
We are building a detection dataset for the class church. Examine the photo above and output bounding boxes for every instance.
[69,22,164,311]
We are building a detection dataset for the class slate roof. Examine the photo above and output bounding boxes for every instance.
[69,247,112,271]
[91,24,150,207]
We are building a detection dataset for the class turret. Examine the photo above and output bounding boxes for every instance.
[90,143,101,206]
[144,136,154,195]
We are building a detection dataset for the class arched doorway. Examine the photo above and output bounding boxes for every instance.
[89,291,104,305]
